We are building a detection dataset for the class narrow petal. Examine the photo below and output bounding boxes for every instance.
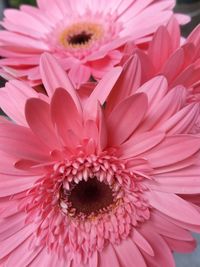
[131,229,154,256]
[159,103,200,134]
[148,165,200,194]
[0,80,39,126]
[84,67,122,118]
[0,121,51,162]
[120,131,165,159]
[0,224,34,259]
[40,53,81,111]
[114,238,147,267]
[140,224,176,267]
[107,93,148,146]
[146,191,200,225]
[106,55,142,115]
[25,98,59,149]
[148,26,172,72]
[98,245,121,267]
[50,88,82,147]
[145,135,200,168]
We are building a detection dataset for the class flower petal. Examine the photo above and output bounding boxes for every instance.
[40,53,81,111]
[25,98,59,149]
[114,238,147,267]
[146,191,200,225]
[107,93,148,146]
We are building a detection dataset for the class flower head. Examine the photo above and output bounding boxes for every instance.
[0,0,189,87]
[137,18,200,91]
[104,19,200,133]
[0,54,200,266]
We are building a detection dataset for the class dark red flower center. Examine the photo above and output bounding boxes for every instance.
[68,31,93,45]
[60,178,114,217]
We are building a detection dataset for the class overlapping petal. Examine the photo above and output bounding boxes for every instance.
[0,0,188,86]
[0,53,200,267]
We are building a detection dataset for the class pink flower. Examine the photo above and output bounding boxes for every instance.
[105,19,200,133]
[0,54,200,266]
[0,0,189,87]
[137,18,200,91]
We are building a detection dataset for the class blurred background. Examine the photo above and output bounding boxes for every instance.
[0,0,199,266]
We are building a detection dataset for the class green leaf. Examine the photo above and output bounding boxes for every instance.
[9,0,37,7]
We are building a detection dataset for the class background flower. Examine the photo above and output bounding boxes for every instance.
[0,54,200,266]
[0,0,189,87]
[105,18,200,133]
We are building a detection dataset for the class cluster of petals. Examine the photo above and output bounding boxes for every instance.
[0,0,189,87]
[135,18,200,93]
[0,53,200,266]
[110,17,200,134]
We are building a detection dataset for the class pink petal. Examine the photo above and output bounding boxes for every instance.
[106,55,142,115]
[136,85,186,133]
[140,224,176,267]
[149,211,195,241]
[50,88,82,147]
[131,229,154,256]
[114,238,147,267]
[0,80,38,126]
[4,237,42,267]
[145,135,200,168]
[0,223,34,258]
[146,191,200,225]
[159,103,200,134]
[97,105,108,151]
[149,165,200,194]
[148,26,172,72]
[40,53,81,111]
[0,121,51,162]
[84,67,122,118]
[68,63,91,87]
[107,93,148,146]
[120,131,165,159]
[25,98,59,149]
[0,174,40,197]
[0,30,48,51]
[98,245,121,267]
[164,237,196,253]
[137,76,168,114]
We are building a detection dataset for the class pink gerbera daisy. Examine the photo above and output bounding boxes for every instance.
[0,54,200,266]
[115,19,200,133]
[136,18,200,91]
[0,0,189,87]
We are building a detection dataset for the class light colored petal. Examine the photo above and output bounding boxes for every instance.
[25,98,59,149]
[114,238,147,267]
[146,191,200,225]
[107,93,148,146]
[40,53,81,112]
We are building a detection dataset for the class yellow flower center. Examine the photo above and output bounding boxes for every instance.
[59,22,104,49]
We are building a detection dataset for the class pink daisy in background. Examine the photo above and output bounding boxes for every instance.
[143,19,200,134]
[135,18,200,92]
[106,18,200,133]
[1,54,200,266]
[0,0,189,87]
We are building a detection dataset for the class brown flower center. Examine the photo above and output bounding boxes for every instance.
[59,178,114,217]
[68,31,93,46]
[59,22,104,49]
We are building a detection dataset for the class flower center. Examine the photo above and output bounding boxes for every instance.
[68,31,92,46]
[59,178,114,217]
[59,22,104,49]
